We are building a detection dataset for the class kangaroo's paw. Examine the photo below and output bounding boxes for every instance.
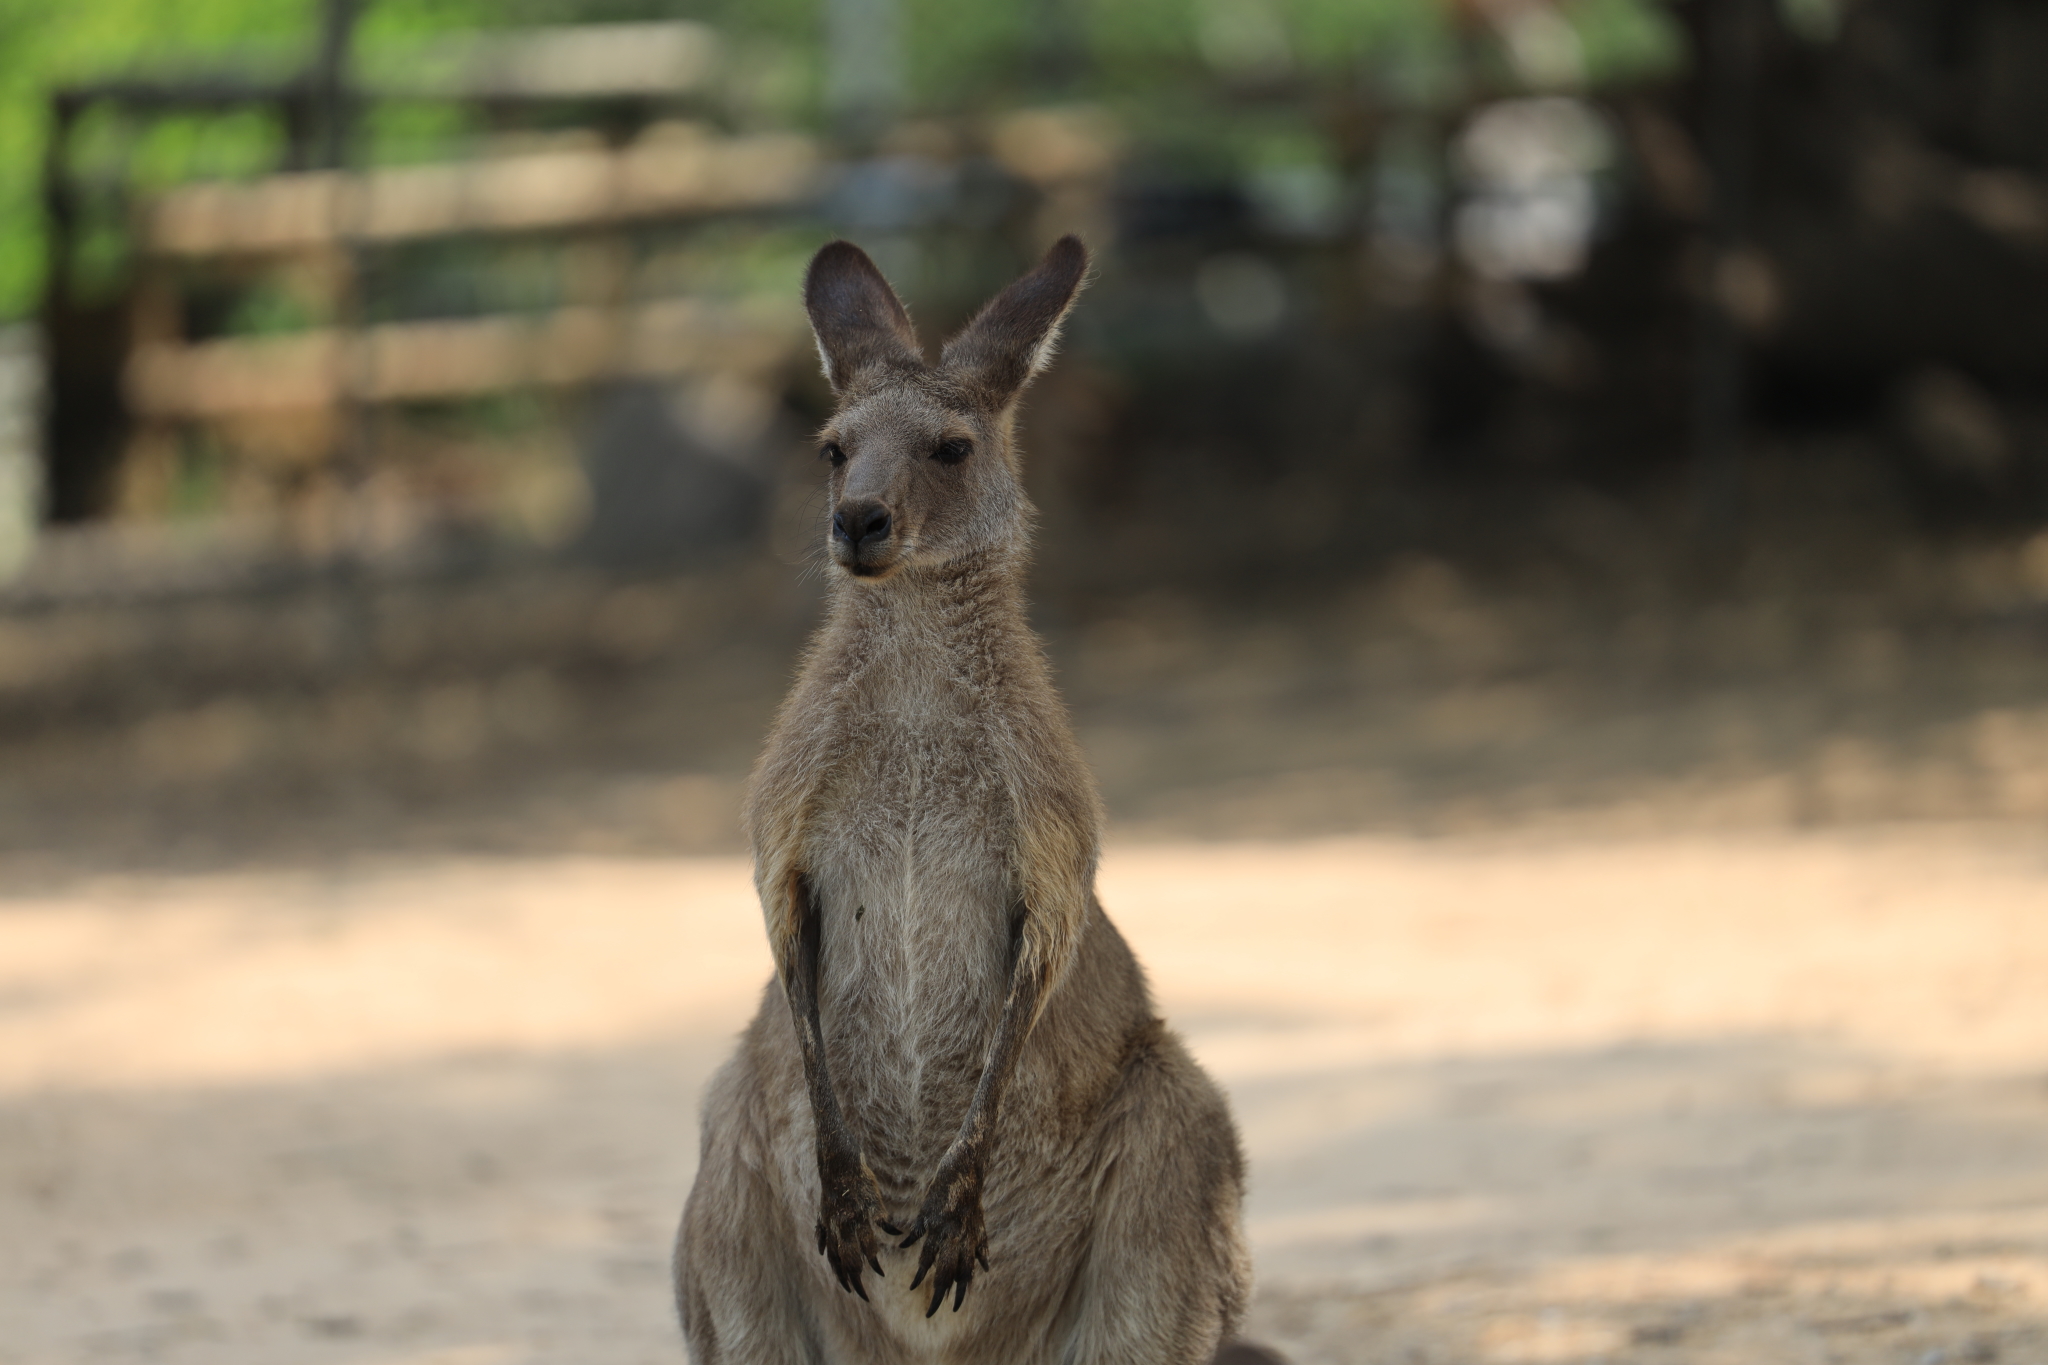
[815,1149,891,1301]
[898,1152,990,1316]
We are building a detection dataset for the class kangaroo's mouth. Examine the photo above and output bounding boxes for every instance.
[832,539,909,580]
[845,559,900,580]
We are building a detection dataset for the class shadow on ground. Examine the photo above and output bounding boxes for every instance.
[7,1023,2046,1365]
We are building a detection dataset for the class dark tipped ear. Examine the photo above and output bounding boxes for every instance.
[941,235,1089,408]
[804,240,923,392]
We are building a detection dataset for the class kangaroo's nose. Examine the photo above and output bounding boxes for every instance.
[832,501,892,550]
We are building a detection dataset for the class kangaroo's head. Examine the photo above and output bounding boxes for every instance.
[802,235,1089,582]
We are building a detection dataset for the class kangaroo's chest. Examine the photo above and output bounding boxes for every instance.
[802,696,1017,1192]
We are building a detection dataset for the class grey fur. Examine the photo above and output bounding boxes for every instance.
[676,237,1251,1365]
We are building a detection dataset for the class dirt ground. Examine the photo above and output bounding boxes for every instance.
[4,525,2048,1365]
[4,830,2046,1365]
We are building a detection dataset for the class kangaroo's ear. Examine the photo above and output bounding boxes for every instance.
[941,235,1089,409]
[804,240,923,392]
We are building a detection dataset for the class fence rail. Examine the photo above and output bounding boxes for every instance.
[141,129,820,258]
[126,299,803,418]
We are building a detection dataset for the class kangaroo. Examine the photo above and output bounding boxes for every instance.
[675,236,1251,1365]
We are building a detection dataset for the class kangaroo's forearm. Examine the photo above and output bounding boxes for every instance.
[949,906,1048,1158]
[779,868,891,1297]
[777,871,860,1165]
[896,904,1051,1313]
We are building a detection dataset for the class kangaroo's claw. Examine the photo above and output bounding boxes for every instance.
[815,1150,889,1301]
[904,1153,988,1315]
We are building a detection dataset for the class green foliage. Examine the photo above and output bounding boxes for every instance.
[1778,0,1843,42]
[904,0,1039,109]
[1565,0,1685,84]
[0,0,305,318]
[219,279,321,337]
[1290,0,1455,77]
[0,0,1696,321]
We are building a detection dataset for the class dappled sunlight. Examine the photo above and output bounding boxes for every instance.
[1247,1195,1502,1253]
[1106,835,2048,1073]
[5,833,2048,1362]
[1248,1212,2048,1365]
[0,858,765,1091]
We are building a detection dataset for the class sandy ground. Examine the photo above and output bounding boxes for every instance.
[5,830,2046,1365]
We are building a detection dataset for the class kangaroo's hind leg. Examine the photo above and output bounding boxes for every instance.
[1061,1021,1253,1365]
[677,1047,822,1365]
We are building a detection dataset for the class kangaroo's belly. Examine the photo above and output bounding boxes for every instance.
[804,722,1016,1204]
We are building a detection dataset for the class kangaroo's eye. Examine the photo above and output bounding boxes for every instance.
[820,442,847,468]
[933,438,973,466]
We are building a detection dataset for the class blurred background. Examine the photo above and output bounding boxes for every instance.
[3,1,2048,1362]
[3,0,2048,855]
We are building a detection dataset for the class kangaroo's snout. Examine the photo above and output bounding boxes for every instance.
[831,499,896,576]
